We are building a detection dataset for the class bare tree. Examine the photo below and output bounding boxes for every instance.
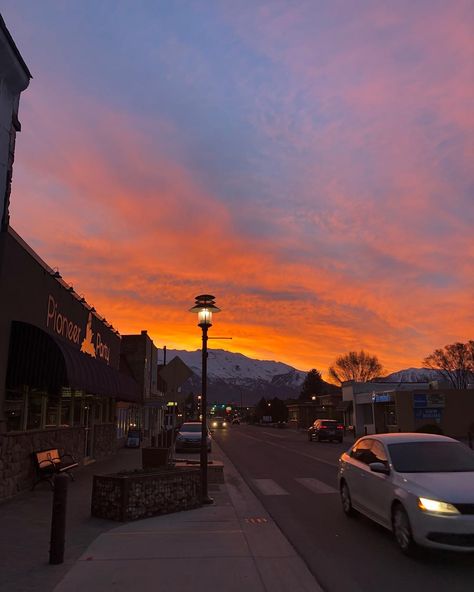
[423,341,474,389]
[328,350,383,385]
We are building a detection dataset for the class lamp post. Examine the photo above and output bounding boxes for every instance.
[189,294,220,504]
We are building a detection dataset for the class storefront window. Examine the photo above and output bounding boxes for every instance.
[27,393,44,430]
[94,400,103,423]
[73,392,84,426]
[385,404,398,427]
[116,406,128,438]
[109,399,116,423]
[5,389,25,432]
[60,395,72,426]
[45,396,60,427]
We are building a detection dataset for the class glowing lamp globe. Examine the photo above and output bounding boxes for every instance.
[189,294,220,327]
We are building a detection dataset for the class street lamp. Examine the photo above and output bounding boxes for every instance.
[189,294,220,504]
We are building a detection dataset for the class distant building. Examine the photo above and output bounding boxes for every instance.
[287,393,343,430]
[158,356,193,427]
[342,380,474,438]
[120,330,164,445]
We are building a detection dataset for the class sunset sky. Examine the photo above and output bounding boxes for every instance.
[3,1,473,376]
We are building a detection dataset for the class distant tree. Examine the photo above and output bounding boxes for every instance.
[270,397,289,422]
[299,369,326,401]
[254,397,268,422]
[328,350,383,385]
[423,341,474,389]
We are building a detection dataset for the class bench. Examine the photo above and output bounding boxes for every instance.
[32,448,78,490]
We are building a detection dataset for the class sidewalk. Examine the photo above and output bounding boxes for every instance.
[0,447,143,592]
[1,443,323,592]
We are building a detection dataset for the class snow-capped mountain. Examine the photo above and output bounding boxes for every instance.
[380,368,446,383]
[163,348,305,383]
[161,348,307,404]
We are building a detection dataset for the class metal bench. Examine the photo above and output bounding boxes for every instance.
[32,448,78,490]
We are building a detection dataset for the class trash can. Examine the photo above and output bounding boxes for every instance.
[126,429,141,448]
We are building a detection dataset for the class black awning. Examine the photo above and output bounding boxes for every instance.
[6,321,140,402]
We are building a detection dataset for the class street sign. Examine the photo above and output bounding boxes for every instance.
[413,393,445,408]
[414,408,442,421]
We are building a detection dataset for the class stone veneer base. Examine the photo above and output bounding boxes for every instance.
[91,466,202,521]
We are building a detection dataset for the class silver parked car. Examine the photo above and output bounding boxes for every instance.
[338,433,474,554]
[175,422,212,453]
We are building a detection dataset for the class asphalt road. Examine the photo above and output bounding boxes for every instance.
[213,424,474,592]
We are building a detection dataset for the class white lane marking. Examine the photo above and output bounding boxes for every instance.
[261,431,286,438]
[252,479,289,496]
[237,432,339,468]
[295,478,338,495]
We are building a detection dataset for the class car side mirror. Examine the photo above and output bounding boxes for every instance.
[369,462,390,475]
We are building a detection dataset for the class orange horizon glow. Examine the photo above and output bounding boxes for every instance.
[4,2,473,378]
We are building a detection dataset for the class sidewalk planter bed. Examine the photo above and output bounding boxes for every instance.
[91,467,201,521]
[174,460,224,484]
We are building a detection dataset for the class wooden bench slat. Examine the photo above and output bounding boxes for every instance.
[32,448,78,490]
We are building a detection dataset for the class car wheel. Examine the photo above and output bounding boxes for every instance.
[340,481,354,517]
[308,433,312,442]
[392,503,417,556]
[317,434,321,442]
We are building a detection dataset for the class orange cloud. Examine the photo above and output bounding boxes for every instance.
[8,1,474,376]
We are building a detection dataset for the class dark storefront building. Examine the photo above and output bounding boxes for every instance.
[0,16,145,500]
[287,394,343,430]
[120,330,165,446]
[0,229,140,499]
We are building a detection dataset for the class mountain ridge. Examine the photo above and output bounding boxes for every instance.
[161,349,443,405]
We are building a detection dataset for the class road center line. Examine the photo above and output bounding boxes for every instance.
[236,432,339,468]
[261,430,286,438]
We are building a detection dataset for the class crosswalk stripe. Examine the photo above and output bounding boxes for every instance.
[295,477,338,494]
[252,479,289,495]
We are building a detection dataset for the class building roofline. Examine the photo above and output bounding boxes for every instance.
[0,13,32,79]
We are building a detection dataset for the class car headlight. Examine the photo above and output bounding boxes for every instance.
[222,422,227,427]
[418,497,460,515]
[176,434,184,441]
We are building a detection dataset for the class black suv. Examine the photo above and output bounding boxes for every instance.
[308,419,344,443]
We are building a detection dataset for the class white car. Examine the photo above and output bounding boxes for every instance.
[338,433,474,554]
[175,422,212,453]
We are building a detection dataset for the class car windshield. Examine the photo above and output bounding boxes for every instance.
[388,441,474,473]
[180,424,201,433]
[321,421,337,427]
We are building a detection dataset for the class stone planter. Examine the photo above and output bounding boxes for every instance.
[174,460,224,484]
[91,466,201,521]
[142,447,170,469]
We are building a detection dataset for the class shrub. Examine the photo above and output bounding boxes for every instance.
[415,424,443,435]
